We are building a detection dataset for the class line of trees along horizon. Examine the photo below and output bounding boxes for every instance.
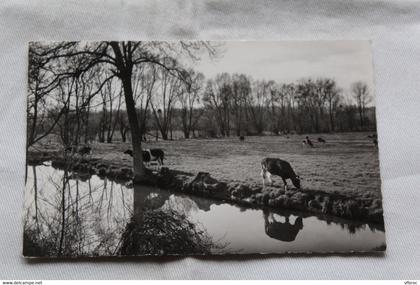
[27,41,375,179]
[29,72,376,143]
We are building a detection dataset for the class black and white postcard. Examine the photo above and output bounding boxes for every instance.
[24,41,385,257]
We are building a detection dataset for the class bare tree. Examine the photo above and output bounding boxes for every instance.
[263,80,278,134]
[248,80,271,135]
[351,81,372,129]
[277,83,296,134]
[231,74,251,136]
[295,79,320,133]
[150,64,182,140]
[203,73,232,137]
[31,41,218,180]
[178,70,205,139]
[56,77,76,147]
[96,74,122,143]
[117,112,130,142]
[321,79,341,132]
[27,43,77,148]
[132,64,156,140]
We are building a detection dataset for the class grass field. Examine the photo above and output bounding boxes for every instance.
[76,132,381,199]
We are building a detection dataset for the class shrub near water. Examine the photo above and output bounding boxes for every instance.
[118,209,218,256]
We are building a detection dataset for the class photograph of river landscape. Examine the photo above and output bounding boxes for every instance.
[24,41,386,257]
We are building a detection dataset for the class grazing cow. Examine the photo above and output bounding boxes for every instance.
[78,146,92,156]
[65,145,91,155]
[144,148,165,166]
[239,135,245,141]
[124,149,151,163]
[65,146,74,152]
[123,148,165,167]
[317,137,326,143]
[261,158,301,190]
[305,136,314,147]
[123,149,133,156]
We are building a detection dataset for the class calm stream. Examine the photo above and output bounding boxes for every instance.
[23,162,386,257]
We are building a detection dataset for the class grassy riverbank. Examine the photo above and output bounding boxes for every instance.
[30,132,381,198]
[27,132,383,224]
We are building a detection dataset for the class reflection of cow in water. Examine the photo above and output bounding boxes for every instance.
[263,210,303,242]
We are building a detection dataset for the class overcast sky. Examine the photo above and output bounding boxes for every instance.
[193,40,375,102]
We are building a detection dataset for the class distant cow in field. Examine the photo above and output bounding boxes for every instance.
[123,149,134,157]
[261,158,301,190]
[305,136,314,147]
[65,145,91,155]
[239,135,245,141]
[124,149,150,162]
[123,148,165,167]
[317,137,326,143]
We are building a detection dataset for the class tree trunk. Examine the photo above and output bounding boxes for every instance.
[121,130,127,142]
[329,104,335,132]
[29,95,39,147]
[58,171,67,256]
[122,76,146,181]
[110,42,146,181]
[63,107,70,146]
[84,101,90,144]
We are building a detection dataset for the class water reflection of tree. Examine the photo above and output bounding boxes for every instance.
[23,165,132,257]
[32,166,40,234]
[24,165,382,257]
[118,185,219,256]
[323,216,385,234]
[24,165,220,257]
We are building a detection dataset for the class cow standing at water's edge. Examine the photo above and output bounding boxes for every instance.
[124,149,165,167]
[261,158,301,191]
